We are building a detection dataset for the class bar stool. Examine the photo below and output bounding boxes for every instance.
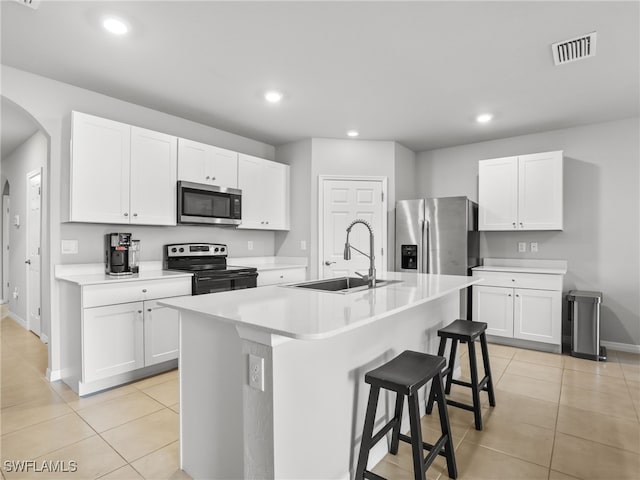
[356,350,457,480]
[426,320,496,431]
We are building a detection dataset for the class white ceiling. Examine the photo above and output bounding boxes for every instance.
[1,1,638,152]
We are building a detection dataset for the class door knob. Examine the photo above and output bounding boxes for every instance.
[324,261,336,266]
[25,259,31,265]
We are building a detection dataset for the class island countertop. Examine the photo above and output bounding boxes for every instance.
[160,272,478,340]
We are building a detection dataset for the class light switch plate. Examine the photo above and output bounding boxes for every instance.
[530,242,538,253]
[518,242,527,253]
[61,239,78,254]
[300,240,307,251]
[247,241,254,251]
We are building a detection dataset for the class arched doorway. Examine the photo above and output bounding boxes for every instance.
[1,96,47,343]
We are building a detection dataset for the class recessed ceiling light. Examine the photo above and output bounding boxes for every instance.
[102,17,129,35]
[264,91,283,103]
[476,113,493,124]
[347,130,359,137]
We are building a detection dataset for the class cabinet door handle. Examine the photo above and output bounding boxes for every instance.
[266,221,269,224]
[325,261,336,266]
[512,222,516,227]
[137,310,143,314]
[516,294,520,297]
[211,176,216,181]
[206,176,210,180]
[508,294,512,297]
[147,308,152,312]
[142,289,147,293]
[124,212,129,217]
[512,279,515,282]
[519,222,523,227]
[133,213,138,217]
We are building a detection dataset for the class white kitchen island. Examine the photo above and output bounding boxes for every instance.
[160,272,478,480]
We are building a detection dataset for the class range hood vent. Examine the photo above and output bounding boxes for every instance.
[12,0,40,9]
[552,32,597,65]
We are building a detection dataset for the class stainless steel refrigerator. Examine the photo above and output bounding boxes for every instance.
[395,196,479,317]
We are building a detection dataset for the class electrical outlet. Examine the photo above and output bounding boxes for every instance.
[249,354,264,391]
[530,242,538,253]
[300,240,307,251]
[518,242,527,253]
[247,241,254,251]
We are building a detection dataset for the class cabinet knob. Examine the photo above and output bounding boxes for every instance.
[211,176,216,181]
[512,279,515,282]
[261,221,265,224]
[279,275,284,279]
[519,222,523,227]
[124,212,129,217]
[266,221,269,224]
[516,294,520,297]
[508,294,512,297]
[138,310,143,314]
[147,308,152,312]
[142,289,147,293]
[512,222,516,227]
[133,213,138,217]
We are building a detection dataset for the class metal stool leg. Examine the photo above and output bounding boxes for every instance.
[355,386,380,479]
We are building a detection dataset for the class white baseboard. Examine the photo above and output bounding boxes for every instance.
[46,368,62,382]
[601,341,640,354]
[40,333,49,344]
[7,311,27,329]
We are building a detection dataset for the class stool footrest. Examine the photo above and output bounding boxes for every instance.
[446,398,475,412]
[370,418,399,448]
[451,375,490,391]
[363,471,386,480]
[398,433,450,471]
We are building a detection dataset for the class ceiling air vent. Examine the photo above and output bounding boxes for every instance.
[12,0,40,9]
[552,32,597,66]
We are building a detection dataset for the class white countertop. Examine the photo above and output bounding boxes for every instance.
[56,269,192,286]
[473,258,567,275]
[160,272,478,340]
[228,256,307,271]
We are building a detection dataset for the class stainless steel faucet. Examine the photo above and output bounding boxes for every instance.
[343,219,376,288]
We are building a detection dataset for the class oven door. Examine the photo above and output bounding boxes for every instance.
[178,181,242,226]
[193,272,257,295]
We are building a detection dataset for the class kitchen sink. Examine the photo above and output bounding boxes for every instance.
[287,277,402,294]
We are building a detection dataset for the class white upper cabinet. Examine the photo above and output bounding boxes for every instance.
[70,111,177,226]
[130,127,177,226]
[177,138,238,188]
[70,112,131,223]
[237,154,290,230]
[479,150,563,231]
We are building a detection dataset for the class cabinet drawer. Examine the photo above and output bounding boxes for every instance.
[83,277,192,308]
[472,271,562,291]
[257,267,306,287]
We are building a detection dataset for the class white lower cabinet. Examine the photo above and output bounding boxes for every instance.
[472,266,564,347]
[144,300,180,366]
[83,302,145,383]
[60,275,191,395]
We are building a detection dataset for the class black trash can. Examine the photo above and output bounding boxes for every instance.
[567,290,606,361]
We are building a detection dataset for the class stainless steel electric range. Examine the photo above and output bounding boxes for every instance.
[163,243,258,295]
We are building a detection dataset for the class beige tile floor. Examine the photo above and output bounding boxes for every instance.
[2,311,640,479]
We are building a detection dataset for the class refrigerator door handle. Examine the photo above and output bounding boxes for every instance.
[422,219,430,273]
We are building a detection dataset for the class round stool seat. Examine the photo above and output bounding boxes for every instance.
[365,350,446,395]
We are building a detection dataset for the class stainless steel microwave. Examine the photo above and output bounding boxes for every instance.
[177,181,242,226]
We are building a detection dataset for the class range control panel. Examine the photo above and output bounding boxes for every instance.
[165,243,227,257]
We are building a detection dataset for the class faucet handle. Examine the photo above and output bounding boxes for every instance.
[354,271,368,280]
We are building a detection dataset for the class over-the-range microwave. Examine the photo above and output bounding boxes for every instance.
[177,181,242,226]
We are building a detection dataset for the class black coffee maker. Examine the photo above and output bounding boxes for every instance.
[105,233,134,276]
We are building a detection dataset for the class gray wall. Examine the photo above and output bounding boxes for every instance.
[416,117,640,346]
[1,130,47,323]
[274,139,312,261]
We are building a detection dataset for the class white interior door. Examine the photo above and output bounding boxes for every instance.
[320,178,386,279]
[26,170,41,337]
[2,194,9,303]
